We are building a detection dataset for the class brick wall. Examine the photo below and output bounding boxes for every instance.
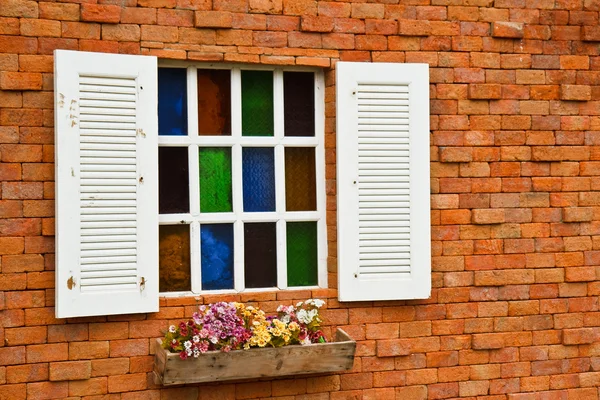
[2,0,600,399]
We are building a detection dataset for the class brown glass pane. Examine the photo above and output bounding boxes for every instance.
[198,69,231,136]
[159,147,189,214]
[244,223,277,288]
[284,71,315,137]
[285,147,316,211]
[159,225,191,292]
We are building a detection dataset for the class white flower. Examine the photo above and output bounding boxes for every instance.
[186,349,192,356]
[192,335,200,343]
[281,315,290,324]
[210,336,218,344]
[184,341,192,349]
[168,325,176,333]
[313,299,325,308]
[301,337,311,345]
[193,349,200,358]
[296,301,303,307]
[308,309,318,321]
[297,309,310,324]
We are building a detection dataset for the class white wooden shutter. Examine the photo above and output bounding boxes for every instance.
[336,62,431,301]
[54,50,158,318]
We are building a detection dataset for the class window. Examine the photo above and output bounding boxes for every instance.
[54,50,430,318]
[156,64,326,294]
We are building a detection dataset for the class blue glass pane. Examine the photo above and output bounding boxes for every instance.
[242,147,275,212]
[158,68,187,136]
[201,224,234,290]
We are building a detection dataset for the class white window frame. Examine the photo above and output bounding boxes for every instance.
[157,61,327,297]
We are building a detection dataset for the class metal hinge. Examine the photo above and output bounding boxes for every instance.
[67,276,76,290]
[140,277,146,292]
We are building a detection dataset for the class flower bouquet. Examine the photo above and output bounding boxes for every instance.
[162,299,327,360]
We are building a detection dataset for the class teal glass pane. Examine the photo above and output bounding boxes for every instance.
[287,222,318,286]
[158,68,187,136]
[241,70,273,137]
[242,147,275,212]
[201,224,234,290]
[199,147,232,213]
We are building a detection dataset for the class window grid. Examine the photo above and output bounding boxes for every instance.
[158,64,327,296]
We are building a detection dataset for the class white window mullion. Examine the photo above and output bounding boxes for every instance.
[315,70,328,288]
[274,69,287,289]
[187,66,198,137]
[190,221,201,293]
[189,144,200,217]
[231,69,244,291]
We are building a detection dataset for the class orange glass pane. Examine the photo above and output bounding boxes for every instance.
[198,69,231,136]
[285,147,316,211]
[159,225,191,292]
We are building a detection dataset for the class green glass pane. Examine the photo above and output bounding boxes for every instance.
[199,147,232,213]
[242,70,274,137]
[159,224,191,292]
[287,222,318,287]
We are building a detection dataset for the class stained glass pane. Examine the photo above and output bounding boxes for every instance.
[159,225,191,292]
[287,222,318,286]
[242,70,273,137]
[199,147,232,213]
[198,69,231,136]
[244,223,277,288]
[242,147,275,212]
[285,147,316,211]
[158,68,187,136]
[201,224,234,290]
[284,72,315,137]
[159,147,189,214]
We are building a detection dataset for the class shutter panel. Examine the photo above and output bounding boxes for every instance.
[54,50,159,318]
[336,62,431,301]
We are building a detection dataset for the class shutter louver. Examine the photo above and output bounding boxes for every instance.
[337,62,431,301]
[55,50,158,318]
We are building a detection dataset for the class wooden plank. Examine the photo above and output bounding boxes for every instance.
[154,328,356,386]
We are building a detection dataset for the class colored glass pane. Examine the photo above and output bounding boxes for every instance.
[284,72,315,137]
[242,147,275,212]
[198,69,231,136]
[201,224,234,290]
[287,222,318,287]
[241,70,273,136]
[158,68,187,136]
[159,225,191,292]
[244,223,277,288]
[285,147,316,211]
[199,147,232,213]
[159,147,189,214]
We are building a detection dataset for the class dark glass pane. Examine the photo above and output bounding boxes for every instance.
[201,224,234,290]
[159,225,191,292]
[244,222,277,288]
[159,147,189,214]
[241,70,273,137]
[285,147,316,211]
[287,222,318,286]
[199,147,232,213]
[158,68,187,136]
[198,69,231,136]
[242,147,275,212]
[284,72,315,137]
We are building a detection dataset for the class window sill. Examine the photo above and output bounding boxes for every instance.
[152,328,356,386]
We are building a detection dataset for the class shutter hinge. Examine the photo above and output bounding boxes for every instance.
[67,276,76,290]
[140,277,146,292]
[137,128,146,138]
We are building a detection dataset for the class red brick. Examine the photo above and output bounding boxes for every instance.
[26,381,68,399]
[81,4,121,24]
[195,11,232,28]
[49,361,91,381]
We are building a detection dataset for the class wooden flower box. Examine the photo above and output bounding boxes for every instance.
[153,328,356,386]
